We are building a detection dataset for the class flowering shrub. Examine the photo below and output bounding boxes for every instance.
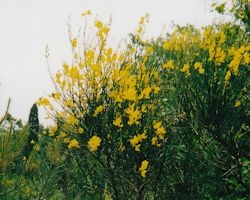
[37,13,171,198]
[0,8,249,199]
[149,22,250,198]
[36,9,250,199]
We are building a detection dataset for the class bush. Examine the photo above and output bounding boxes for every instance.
[36,11,250,199]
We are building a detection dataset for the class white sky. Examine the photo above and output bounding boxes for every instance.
[0,0,224,125]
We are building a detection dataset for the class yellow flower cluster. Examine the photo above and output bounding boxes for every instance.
[93,105,104,117]
[180,64,191,77]
[194,62,205,75]
[95,20,110,50]
[36,98,51,106]
[38,13,167,180]
[161,24,250,85]
[88,135,101,152]
[235,100,241,108]
[48,125,58,137]
[151,121,166,147]
[135,14,149,40]
[224,70,231,82]
[130,132,147,152]
[162,60,174,70]
[68,139,80,149]
[78,127,84,134]
[139,160,149,177]
[81,10,91,16]
[71,38,77,48]
[228,46,250,75]
[67,115,78,125]
[113,116,123,128]
[125,104,142,125]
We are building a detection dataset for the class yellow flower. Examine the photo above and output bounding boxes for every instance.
[135,144,141,152]
[67,115,78,125]
[139,87,151,99]
[130,133,147,151]
[139,16,145,25]
[215,47,225,65]
[93,105,104,117]
[243,52,250,64]
[88,135,101,152]
[153,121,162,129]
[141,104,147,113]
[30,139,36,144]
[36,98,51,106]
[125,104,142,125]
[235,100,241,107]
[209,46,215,60]
[162,60,174,70]
[123,88,137,101]
[82,10,92,16]
[229,51,242,75]
[64,137,70,143]
[156,127,166,136]
[109,90,123,103]
[180,64,191,76]
[71,38,77,48]
[60,132,67,138]
[224,70,231,82]
[181,64,190,72]
[151,136,158,146]
[64,100,74,107]
[153,121,166,140]
[68,67,81,80]
[95,20,103,29]
[198,67,205,75]
[49,125,58,137]
[78,127,84,134]
[139,160,149,177]
[52,93,61,101]
[113,116,124,128]
[146,46,154,54]
[152,85,160,94]
[194,62,202,70]
[219,31,226,44]
[68,139,80,149]
[163,41,171,50]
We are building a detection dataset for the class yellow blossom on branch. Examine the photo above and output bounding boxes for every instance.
[235,100,241,107]
[93,105,104,117]
[113,116,124,128]
[224,70,231,82]
[82,10,92,16]
[67,115,79,125]
[162,60,174,70]
[36,98,51,106]
[125,104,142,125]
[71,38,77,48]
[180,64,191,76]
[68,139,80,149]
[153,121,166,140]
[30,139,36,144]
[78,127,84,134]
[139,160,149,177]
[88,135,101,152]
[130,132,147,152]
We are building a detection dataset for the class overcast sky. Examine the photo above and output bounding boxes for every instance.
[0,0,224,125]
